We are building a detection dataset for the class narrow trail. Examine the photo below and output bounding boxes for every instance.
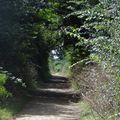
[15,76,80,120]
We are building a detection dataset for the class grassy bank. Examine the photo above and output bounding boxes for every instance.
[0,73,30,120]
[0,96,30,120]
[79,101,100,120]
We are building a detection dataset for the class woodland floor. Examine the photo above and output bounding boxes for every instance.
[14,76,80,120]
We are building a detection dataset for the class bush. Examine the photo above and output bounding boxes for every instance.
[71,61,120,120]
[0,72,30,120]
[0,74,11,100]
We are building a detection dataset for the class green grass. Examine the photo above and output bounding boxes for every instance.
[70,80,81,91]
[0,96,30,120]
[0,109,12,120]
[0,73,30,120]
[49,56,71,77]
[79,101,100,120]
[0,73,7,84]
[0,73,11,98]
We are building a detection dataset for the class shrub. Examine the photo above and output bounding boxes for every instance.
[0,74,11,101]
[71,61,120,120]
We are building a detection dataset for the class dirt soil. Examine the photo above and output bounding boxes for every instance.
[14,76,80,120]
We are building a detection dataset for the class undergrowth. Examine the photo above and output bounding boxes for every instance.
[79,101,100,120]
[0,73,30,120]
[70,61,120,120]
[0,96,29,120]
[49,56,71,77]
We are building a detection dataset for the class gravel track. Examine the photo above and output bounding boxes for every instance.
[15,77,80,120]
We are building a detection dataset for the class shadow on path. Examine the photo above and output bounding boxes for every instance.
[15,76,81,120]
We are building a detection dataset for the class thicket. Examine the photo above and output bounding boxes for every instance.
[61,0,120,119]
[0,0,62,90]
[0,1,62,119]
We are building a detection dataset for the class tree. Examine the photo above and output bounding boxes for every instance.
[0,0,63,88]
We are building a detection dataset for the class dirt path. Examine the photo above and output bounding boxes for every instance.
[15,76,80,120]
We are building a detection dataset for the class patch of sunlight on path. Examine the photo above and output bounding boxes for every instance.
[14,97,80,120]
[14,77,80,120]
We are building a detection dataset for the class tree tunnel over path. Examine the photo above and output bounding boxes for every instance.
[0,0,65,87]
[0,0,120,120]
[0,0,120,93]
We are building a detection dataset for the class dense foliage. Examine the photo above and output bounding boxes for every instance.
[0,0,62,89]
[62,0,120,119]
[0,0,119,119]
[0,1,62,119]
